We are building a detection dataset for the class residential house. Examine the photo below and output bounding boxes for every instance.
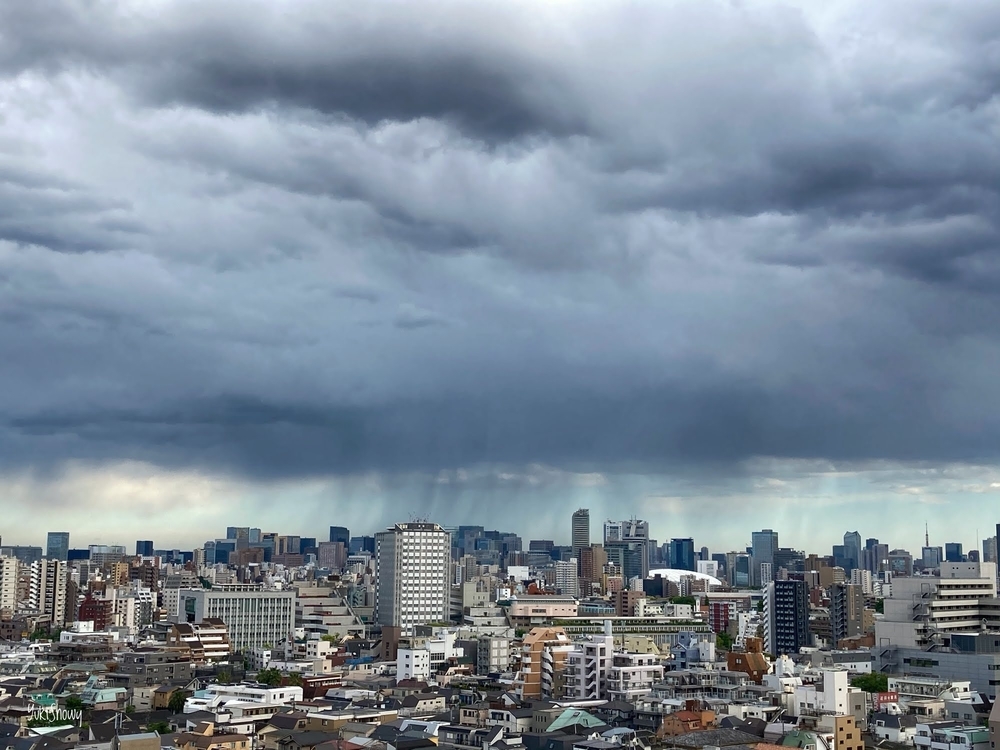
[173,723,251,750]
[871,713,918,745]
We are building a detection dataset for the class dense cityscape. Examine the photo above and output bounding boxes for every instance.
[0,512,997,750]
[4,1,999,750]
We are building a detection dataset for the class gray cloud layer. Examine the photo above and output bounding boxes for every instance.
[2,0,1000,494]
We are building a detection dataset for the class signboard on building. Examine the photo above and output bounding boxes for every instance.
[874,691,899,710]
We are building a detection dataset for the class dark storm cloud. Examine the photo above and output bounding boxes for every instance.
[0,1,589,143]
[3,0,1000,500]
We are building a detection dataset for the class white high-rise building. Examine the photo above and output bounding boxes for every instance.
[850,568,874,595]
[0,557,17,612]
[375,522,450,635]
[697,560,720,579]
[555,558,579,597]
[565,623,615,699]
[29,558,67,628]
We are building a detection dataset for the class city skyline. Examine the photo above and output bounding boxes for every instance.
[3,1,1000,544]
[0,505,990,561]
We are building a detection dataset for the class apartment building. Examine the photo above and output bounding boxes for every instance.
[167,619,232,663]
[0,556,17,612]
[564,626,615,700]
[374,523,450,635]
[514,626,573,700]
[114,648,194,687]
[29,558,67,628]
[607,652,665,702]
[830,583,864,643]
[765,579,810,655]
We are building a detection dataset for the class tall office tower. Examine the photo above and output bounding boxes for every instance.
[88,545,127,570]
[605,541,648,582]
[350,536,376,556]
[580,545,608,594]
[135,540,154,557]
[843,531,862,574]
[300,537,318,555]
[774,548,805,574]
[29,558,68,628]
[712,553,728,579]
[734,553,751,587]
[0,556,17,612]
[922,546,943,569]
[752,529,779,587]
[863,538,880,572]
[604,521,623,544]
[832,545,850,571]
[46,532,69,562]
[873,543,889,573]
[317,542,347,570]
[374,522,451,634]
[621,519,649,541]
[329,526,351,545]
[248,528,261,544]
[275,536,300,555]
[622,519,651,578]
[945,543,964,563]
[886,549,914,576]
[984,537,998,564]
[700,546,710,562]
[829,583,864,644]
[225,527,250,550]
[669,538,696,571]
[765,579,809,655]
[572,510,591,560]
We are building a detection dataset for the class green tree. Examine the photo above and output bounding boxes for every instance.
[875,599,885,614]
[320,634,341,644]
[716,632,733,650]
[168,691,189,714]
[125,704,136,715]
[217,669,231,684]
[65,695,84,711]
[670,596,697,606]
[148,721,173,735]
[851,672,889,693]
[256,668,282,687]
[285,672,303,687]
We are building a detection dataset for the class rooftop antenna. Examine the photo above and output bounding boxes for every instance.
[925,522,929,548]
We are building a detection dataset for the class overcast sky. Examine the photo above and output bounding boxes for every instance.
[1,0,999,554]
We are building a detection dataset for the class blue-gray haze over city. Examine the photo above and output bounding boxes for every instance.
[1,1,999,548]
